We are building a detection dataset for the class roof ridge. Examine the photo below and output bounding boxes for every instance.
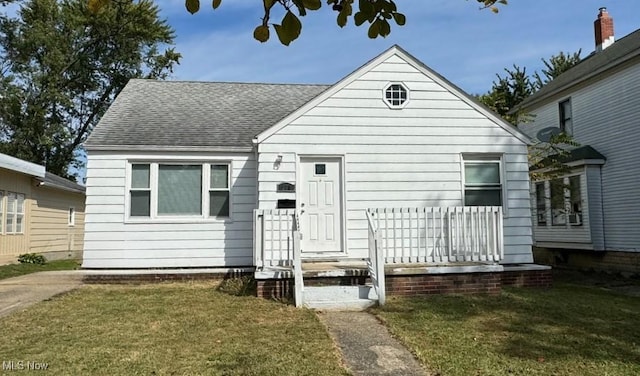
[129,78,332,87]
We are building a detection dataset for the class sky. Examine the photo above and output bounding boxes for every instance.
[156,0,640,94]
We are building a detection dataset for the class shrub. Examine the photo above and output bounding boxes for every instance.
[217,275,256,296]
[17,253,47,265]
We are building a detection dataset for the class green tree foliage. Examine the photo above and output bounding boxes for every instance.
[0,0,180,178]
[90,0,507,45]
[532,50,582,90]
[478,65,534,125]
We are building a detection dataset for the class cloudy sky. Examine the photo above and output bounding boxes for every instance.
[158,0,640,94]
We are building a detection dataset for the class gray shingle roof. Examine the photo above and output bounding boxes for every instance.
[85,80,330,150]
[40,172,86,194]
[518,28,640,110]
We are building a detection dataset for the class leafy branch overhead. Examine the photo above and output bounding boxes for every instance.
[89,0,507,45]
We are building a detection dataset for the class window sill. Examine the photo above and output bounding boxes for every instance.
[125,217,233,225]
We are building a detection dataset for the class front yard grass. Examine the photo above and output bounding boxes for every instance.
[374,278,640,376]
[0,259,80,280]
[0,282,348,375]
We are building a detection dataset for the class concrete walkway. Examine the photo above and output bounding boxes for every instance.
[319,311,428,376]
[0,271,84,318]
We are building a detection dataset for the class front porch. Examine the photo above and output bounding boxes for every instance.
[253,207,551,308]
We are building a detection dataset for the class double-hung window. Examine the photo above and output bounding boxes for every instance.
[559,99,572,134]
[463,157,503,207]
[5,192,25,234]
[128,162,230,220]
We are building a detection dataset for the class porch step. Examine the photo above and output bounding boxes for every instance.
[303,285,378,311]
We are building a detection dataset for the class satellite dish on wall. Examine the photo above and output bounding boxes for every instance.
[537,127,561,142]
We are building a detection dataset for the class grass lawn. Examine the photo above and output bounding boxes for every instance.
[0,259,80,280]
[374,276,640,376]
[0,282,348,376]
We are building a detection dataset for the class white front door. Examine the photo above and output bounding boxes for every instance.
[299,157,343,254]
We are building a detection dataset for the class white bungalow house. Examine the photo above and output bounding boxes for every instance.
[83,46,545,306]
[517,8,640,275]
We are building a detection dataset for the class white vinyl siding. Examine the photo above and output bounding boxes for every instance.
[523,59,640,251]
[83,152,256,268]
[258,54,533,264]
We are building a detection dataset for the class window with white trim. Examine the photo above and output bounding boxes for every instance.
[0,191,3,234]
[384,83,408,108]
[559,98,572,134]
[209,164,230,218]
[538,174,583,227]
[463,157,502,207]
[128,162,230,219]
[5,192,25,234]
[535,182,546,225]
[68,207,75,226]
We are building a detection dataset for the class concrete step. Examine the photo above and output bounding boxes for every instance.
[303,285,378,311]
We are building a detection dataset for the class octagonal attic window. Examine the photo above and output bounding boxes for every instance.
[384,83,408,108]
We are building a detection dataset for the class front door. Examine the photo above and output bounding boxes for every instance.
[299,157,343,254]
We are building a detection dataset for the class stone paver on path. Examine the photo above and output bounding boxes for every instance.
[0,271,84,318]
[319,311,428,376]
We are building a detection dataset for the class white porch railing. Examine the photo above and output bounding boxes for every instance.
[366,211,386,305]
[367,206,504,264]
[253,209,296,269]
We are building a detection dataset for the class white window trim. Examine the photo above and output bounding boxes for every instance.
[0,191,4,235]
[382,82,410,109]
[125,161,232,223]
[5,191,25,235]
[460,154,507,216]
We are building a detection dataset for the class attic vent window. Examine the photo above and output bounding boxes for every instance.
[384,83,408,108]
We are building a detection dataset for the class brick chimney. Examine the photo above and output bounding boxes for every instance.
[594,7,614,52]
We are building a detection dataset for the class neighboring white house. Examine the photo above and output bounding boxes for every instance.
[517,9,640,270]
[82,45,534,270]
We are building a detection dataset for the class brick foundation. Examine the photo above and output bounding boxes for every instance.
[256,268,552,300]
[534,247,640,277]
[386,272,502,296]
[83,270,250,284]
[502,269,552,288]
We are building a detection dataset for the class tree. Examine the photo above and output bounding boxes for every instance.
[0,0,180,178]
[89,0,508,45]
[532,50,582,90]
[478,65,534,125]
[479,51,582,179]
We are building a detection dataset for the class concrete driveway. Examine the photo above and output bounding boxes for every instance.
[0,271,84,318]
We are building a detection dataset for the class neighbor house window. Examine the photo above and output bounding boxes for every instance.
[128,162,230,219]
[536,182,546,225]
[5,192,25,234]
[0,191,3,234]
[548,175,582,226]
[559,99,572,134]
[68,207,75,226]
[463,157,502,206]
[384,83,408,108]
[568,175,582,225]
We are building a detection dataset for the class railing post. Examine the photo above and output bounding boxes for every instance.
[293,230,303,307]
[376,231,386,305]
[253,210,263,269]
[497,206,504,262]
